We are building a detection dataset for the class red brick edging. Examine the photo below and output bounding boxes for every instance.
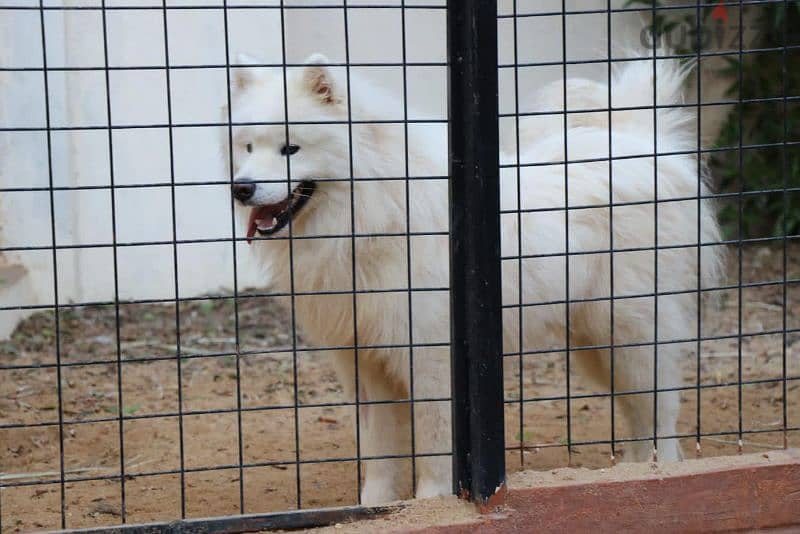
[417,459,800,533]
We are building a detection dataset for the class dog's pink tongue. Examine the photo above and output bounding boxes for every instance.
[246,208,259,244]
[246,203,287,243]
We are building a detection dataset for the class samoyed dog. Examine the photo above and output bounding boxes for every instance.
[226,52,722,505]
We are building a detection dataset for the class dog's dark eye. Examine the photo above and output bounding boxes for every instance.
[281,144,301,156]
[246,143,253,154]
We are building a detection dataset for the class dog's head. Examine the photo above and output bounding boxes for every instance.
[228,53,350,242]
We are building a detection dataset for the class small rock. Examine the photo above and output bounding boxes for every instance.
[90,502,121,517]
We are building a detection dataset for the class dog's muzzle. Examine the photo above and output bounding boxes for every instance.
[233,180,316,243]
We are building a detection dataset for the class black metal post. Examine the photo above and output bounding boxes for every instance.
[447,0,506,507]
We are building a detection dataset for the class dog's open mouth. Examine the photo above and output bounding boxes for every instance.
[246,181,315,243]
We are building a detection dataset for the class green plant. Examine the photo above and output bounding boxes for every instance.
[712,4,800,238]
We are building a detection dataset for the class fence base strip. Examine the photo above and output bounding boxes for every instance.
[48,504,403,534]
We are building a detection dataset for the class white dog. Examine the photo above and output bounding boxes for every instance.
[226,52,723,505]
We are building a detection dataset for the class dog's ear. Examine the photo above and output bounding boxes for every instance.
[302,53,337,104]
[232,53,261,90]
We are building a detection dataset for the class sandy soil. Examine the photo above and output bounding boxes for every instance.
[1,243,798,532]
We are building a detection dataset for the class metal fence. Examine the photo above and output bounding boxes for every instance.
[1,0,798,531]
[498,0,798,474]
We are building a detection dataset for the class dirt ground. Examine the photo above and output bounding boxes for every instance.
[1,242,799,532]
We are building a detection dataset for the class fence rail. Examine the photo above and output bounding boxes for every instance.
[447,0,506,506]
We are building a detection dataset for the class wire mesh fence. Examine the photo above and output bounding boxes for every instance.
[2,1,454,529]
[499,0,799,473]
[0,0,798,531]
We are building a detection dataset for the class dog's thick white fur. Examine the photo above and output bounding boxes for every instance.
[227,52,723,505]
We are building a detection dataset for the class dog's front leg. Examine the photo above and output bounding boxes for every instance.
[357,358,412,505]
[410,349,452,499]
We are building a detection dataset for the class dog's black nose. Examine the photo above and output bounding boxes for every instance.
[232,179,256,202]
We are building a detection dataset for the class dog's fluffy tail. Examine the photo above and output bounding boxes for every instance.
[526,52,724,291]
[533,53,694,137]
